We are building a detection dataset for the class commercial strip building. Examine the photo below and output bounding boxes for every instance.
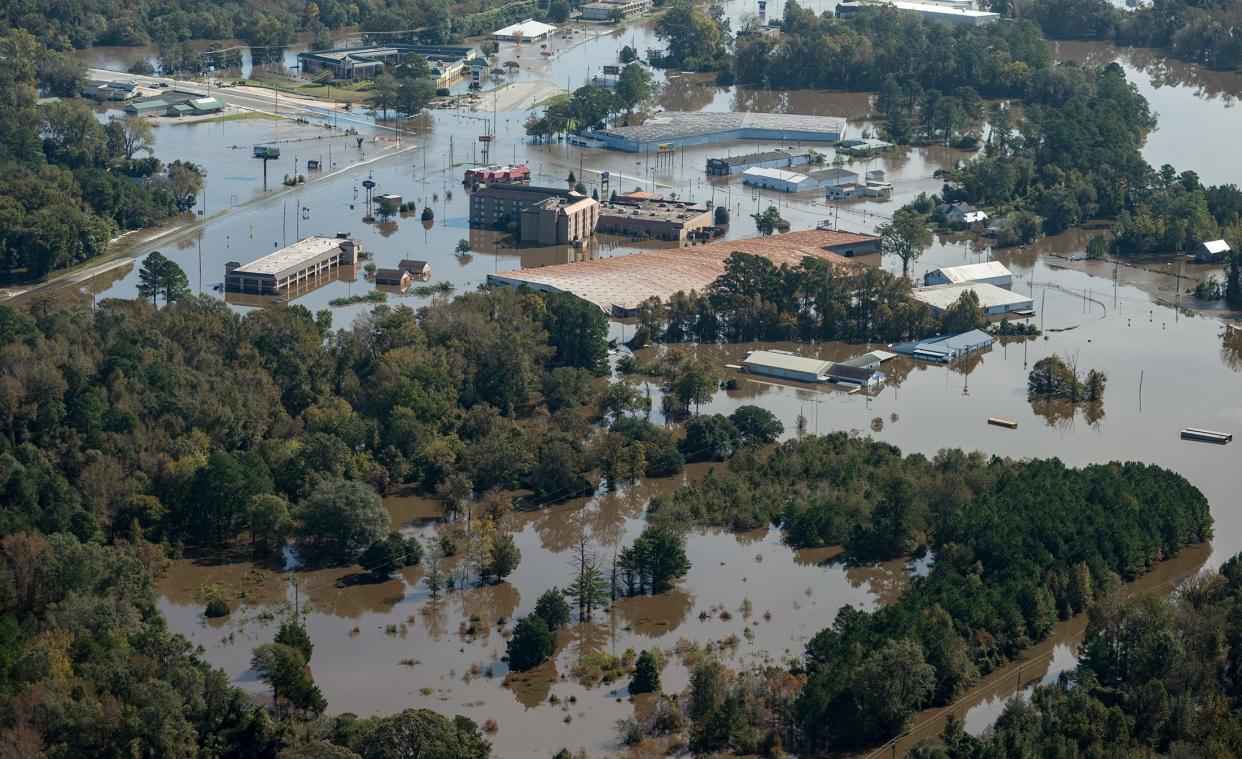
[836,0,1000,25]
[580,0,653,20]
[225,235,361,295]
[469,184,599,243]
[892,330,995,363]
[596,198,715,241]
[910,282,1034,316]
[487,228,878,315]
[923,261,1014,288]
[706,150,812,176]
[492,19,557,41]
[583,111,846,152]
[83,80,137,101]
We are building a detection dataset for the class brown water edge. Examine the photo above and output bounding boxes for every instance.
[851,542,1213,758]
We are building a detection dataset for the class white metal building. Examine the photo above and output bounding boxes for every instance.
[911,282,1033,316]
[892,330,995,363]
[923,261,1014,288]
[741,350,832,383]
[492,19,557,41]
[742,167,819,193]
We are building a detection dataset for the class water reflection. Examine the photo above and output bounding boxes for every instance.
[614,588,695,637]
[1223,326,1242,371]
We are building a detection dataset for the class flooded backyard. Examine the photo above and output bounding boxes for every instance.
[52,11,1242,758]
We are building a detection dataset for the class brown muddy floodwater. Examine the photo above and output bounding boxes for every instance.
[161,249,1240,757]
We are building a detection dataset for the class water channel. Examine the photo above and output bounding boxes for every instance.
[62,13,1242,758]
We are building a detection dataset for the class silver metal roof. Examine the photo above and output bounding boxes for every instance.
[594,111,846,142]
[742,350,832,376]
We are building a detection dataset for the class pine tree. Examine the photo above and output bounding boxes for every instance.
[136,251,168,306]
[629,649,661,694]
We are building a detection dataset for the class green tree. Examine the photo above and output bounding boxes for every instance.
[483,533,521,583]
[542,366,594,411]
[938,290,987,334]
[680,414,740,462]
[251,642,326,717]
[246,494,292,555]
[363,709,491,759]
[506,614,556,671]
[877,206,932,277]
[1227,251,1242,309]
[274,618,313,663]
[136,251,190,307]
[534,587,571,630]
[542,292,608,373]
[599,381,650,424]
[751,205,788,236]
[548,0,571,22]
[371,72,399,119]
[360,532,409,580]
[655,0,724,68]
[714,205,730,225]
[851,639,935,738]
[294,478,389,564]
[728,405,783,445]
[629,649,662,694]
[616,63,654,116]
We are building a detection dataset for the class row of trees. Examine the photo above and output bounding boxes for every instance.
[626,251,983,346]
[524,64,654,140]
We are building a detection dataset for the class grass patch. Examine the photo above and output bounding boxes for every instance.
[328,291,387,307]
[192,111,283,124]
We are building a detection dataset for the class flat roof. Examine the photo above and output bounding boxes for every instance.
[233,237,346,277]
[488,229,875,313]
[911,282,1032,311]
[928,261,1013,283]
[495,19,557,36]
[743,167,812,183]
[841,350,897,367]
[599,201,710,222]
[744,350,832,376]
[592,111,846,144]
[710,150,806,166]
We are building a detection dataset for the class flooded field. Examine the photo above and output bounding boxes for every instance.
[57,11,1242,757]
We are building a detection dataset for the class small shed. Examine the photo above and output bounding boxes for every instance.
[398,259,431,279]
[374,268,413,288]
[1196,239,1231,263]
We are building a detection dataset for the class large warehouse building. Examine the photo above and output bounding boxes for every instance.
[487,228,878,315]
[583,111,846,152]
[923,261,1013,287]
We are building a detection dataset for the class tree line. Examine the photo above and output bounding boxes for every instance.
[0,30,205,280]
[625,250,988,346]
[637,434,1213,754]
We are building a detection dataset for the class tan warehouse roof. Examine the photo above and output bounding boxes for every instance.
[232,237,346,277]
[488,229,874,313]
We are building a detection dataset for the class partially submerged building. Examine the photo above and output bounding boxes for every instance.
[398,259,431,279]
[520,195,601,245]
[126,93,225,117]
[580,0,652,20]
[706,150,811,176]
[597,199,714,241]
[742,167,820,193]
[892,330,995,363]
[923,261,1013,288]
[584,111,846,152]
[487,228,878,315]
[225,235,361,295]
[374,268,413,288]
[742,350,832,383]
[299,44,479,80]
[911,282,1032,316]
[469,184,580,229]
[1196,239,1232,263]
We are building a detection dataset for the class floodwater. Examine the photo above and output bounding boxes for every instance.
[66,11,1242,757]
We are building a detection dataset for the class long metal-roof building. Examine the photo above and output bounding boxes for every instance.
[910,282,1033,315]
[742,350,833,383]
[923,261,1013,287]
[487,228,878,315]
[583,111,846,152]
